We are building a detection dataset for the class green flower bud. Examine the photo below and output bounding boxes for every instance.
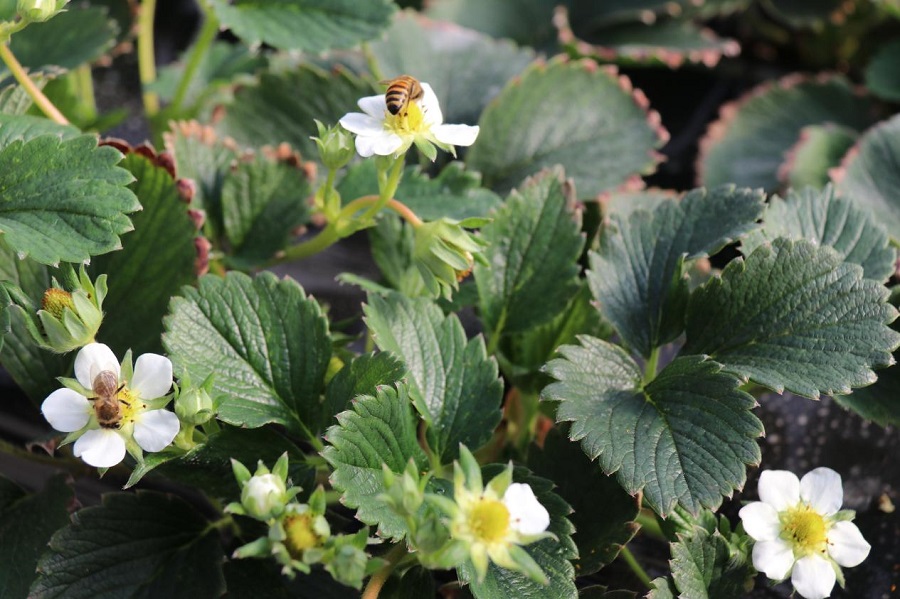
[413,217,489,299]
[17,0,66,22]
[174,374,216,425]
[311,121,355,171]
[30,265,106,353]
[242,472,288,520]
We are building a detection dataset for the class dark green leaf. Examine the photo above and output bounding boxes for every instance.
[601,189,676,218]
[684,238,900,398]
[833,362,900,426]
[759,0,843,27]
[163,272,332,433]
[91,151,199,357]
[367,214,425,296]
[834,114,900,238]
[0,475,73,599]
[866,39,900,102]
[669,527,754,599]
[647,577,678,599]
[31,491,225,599]
[321,384,428,540]
[778,124,857,190]
[370,11,535,125]
[0,76,47,115]
[529,429,639,576]
[381,567,436,599]
[698,76,874,191]
[215,65,369,158]
[475,169,584,336]
[0,119,139,265]
[423,0,558,48]
[544,342,762,515]
[364,292,503,461]
[321,351,408,433]
[209,0,395,52]
[460,465,577,599]
[588,185,765,357]
[221,155,312,267]
[0,113,79,145]
[5,6,118,75]
[466,56,666,197]
[742,185,896,282]
[223,560,360,599]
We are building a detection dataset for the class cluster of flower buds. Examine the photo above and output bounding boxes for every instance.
[414,217,489,299]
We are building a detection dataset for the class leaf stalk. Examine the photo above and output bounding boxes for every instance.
[0,43,68,124]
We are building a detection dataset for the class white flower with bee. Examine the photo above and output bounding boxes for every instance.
[41,342,180,468]
[339,74,480,160]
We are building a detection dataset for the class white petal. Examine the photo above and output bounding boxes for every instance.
[74,342,119,389]
[74,428,126,468]
[503,483,550,535]
[130,353,173,400]
[432,124,480,148]
[358,94,388,119]
[739,501,782,541]
[42,388,92,432]
[791,554,836,599]
[339,112,385,136]
[133,409,179,452]
[758,470,800,511]
[751,538,795,580]
[800,467,843,516]
[355,131,404,157]
[827,521,870,567]
[419,83,443,126]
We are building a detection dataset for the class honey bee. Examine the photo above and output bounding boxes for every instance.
[380,75,424,116]
[91,370,127,429]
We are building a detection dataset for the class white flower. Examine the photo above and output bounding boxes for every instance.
[739,467,871,599]
[503,483,551,536]
[339,81,479,159]
[41,343,179,468]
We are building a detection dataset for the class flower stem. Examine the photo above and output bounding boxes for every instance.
[73,65,97,121]
[137,0,160,117]
[362,157,405,223]
[362,543,407,599]
[170,1,218,113]
[643,346,660,383]
[619,545,652,589]
[635,509,667,540]
[0,44,68,124]
[485,306,508,356]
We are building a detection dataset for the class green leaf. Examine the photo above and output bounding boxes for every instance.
[370,11,535,125]
[684,238,900,398]
[337,160,502,221]
[647,578,677,599]
[742,185,896,283]
[601,188,676,218]
[0,475,73,599]
[559,15,739,68]
[759,0,844,27]
[698,76,874,190]
[528,429,639,576]
[423,0,558,48]
[467,57,666,197]
[4,6,118,75]
[669,527,754,599]
[90,151,199,357]
[460,465,577,599]
[544,342,762,515]
[0,75,47,115]
[0,119,139,265]
[475,169,584,337]
[866,39,900,102]
[366,214,425,297]
[163,272,332,434]
[834,114,900,238]
[209,0,395,52]
[215,65,369,158]
[224,560,361,599]
[364,292,503,461]
[30,491,226,599]
[321,384,428,540]
[587,185,765,357]
[778,124,857,190]
[833,361,900,426]
[381,567,436,599]
[321,352,408,433]
[221,155,312,267]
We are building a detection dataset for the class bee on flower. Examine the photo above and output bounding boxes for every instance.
[339,75,479,161]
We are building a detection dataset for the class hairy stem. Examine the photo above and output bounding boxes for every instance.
[137,0,160,116]
[0,44,68,124]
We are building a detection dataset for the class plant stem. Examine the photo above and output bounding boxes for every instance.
[485,306,508,356]
[0,44,68,124]
[362,543,407,599]
[73,65,97,121]
[362,158,405,223]
[137,0,160,117]
[619,545,653,589]
[643,346,660,383]
[170,2,219,113]
[635,510,667,540]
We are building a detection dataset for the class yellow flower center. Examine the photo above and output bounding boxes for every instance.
[468,498,511,543]
[118,387,140,420]
[41,288,73,319]
[284,514,320,555]
[384,101,426,135]
[781,504,828,555]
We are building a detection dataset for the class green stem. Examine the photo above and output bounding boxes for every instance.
[137,0,160,116]
[643,346,660,383]
[619,545,652,589]
[486,306,508,356]
[0,43,68,124]
[361,42,384,83]
[362,158,405,223]
[73,65,97,121]
[170,2,218,113]
[635,510,667,540]
[362,543,408,599]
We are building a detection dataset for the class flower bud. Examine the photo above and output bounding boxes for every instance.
[31,265,106,353]
[413,217,488,299]
[174,379,215,425]
[242,473,288,520]
[311,121,355,171]
[17,0,65,22]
